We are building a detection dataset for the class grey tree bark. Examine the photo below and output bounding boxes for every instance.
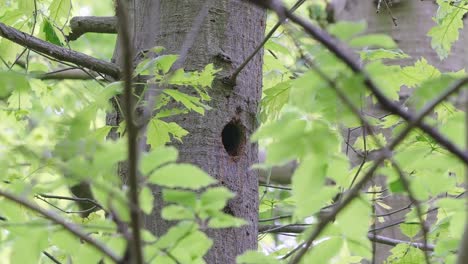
[109,1,266,263]
[333,0,468,262]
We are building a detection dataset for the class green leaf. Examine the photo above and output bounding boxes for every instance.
[42,19,62,46]
[200,187,235,212]
[400,223,421,239]
[48,0,71,25]
[134,54,179,75]
[163,189,197,208]
[18,0,34,15]
[400,58,441,88]
[303,237,344,263]
[359,49,409,62]
[428,0,468,59]
[207,213,247,228]
[410,74,459,109]
[440,112,465,148]
[146,118,189,148]
[353,133,387,152]
[169,230,213,262]
[339,199,371,258]
[327,153,350,188]
[140,186,154,214]
[10,229,48,264]
[154,224,212,263]
[328,21,367,41]
[349,34,397,49]
[0,71,30,99]
[162,205,195,220]
[366,61,403,100]
[148,163,216,189]
[163,89,207,114]
[385,243,425,263]
[292,154,335,218]
[236,251,280,264]
[155,222,194,249]
[141,146,178,175]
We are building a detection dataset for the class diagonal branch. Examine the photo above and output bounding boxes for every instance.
[0,189,121,263]
[0,22,120,78]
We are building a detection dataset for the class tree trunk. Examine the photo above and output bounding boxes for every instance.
[110,1,266,263]
[334,0,468,262]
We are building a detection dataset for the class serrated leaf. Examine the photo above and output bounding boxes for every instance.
[147,118,189,148]
[163,89,207,114]
[428,0,468,59]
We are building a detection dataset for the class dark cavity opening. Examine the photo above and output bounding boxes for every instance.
[222,120,245,157]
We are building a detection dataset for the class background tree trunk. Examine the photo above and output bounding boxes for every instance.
[110,1,266,263]
[334,0,468,262]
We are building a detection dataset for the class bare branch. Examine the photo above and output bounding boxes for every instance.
[0,189,121,262]
[0,22,120,78]
[67,16,117,41]
[115,1,144,263]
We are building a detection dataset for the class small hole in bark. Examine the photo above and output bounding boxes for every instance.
[222,120,245,157]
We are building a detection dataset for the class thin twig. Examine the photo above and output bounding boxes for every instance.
[38,194,104,209]
[36,195,98,215]
[115,1,144,263]
[230,0,306,83]
[259,214,292,222]
[259,183,292,190]
[42,251,62,264]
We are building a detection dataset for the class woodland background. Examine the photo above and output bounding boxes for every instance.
[1,0,468,263]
